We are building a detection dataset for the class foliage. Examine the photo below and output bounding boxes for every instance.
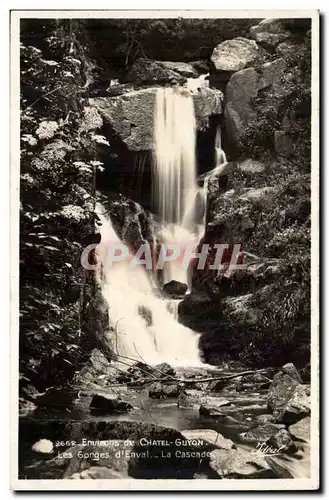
[240,30,311,160]
[20,20,108,392]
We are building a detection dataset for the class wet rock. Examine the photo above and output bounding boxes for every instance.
[288,416,311,442]
[89,394,133,414]
[278,384,311,424]
[149,382,180,399]
[154,362,175,376]
[224,58,286,149]
[239,423,285,444]
[138,305,152,326]
[199,404,224,417]
[71,466,124,479]
[163,280,188,298]
[125,59,198,86]
[209,447,274,478]
[281,363,303,383]
[90,87,222,151]
[177,390,201,409]
[181,429,236,450]
[31,439,54,454]
[250,19,292,49]
[190,60,210,74]
[158,61,198,78]
[267,429,296,453]
[210,37,259,84]
[125,58,187,86]
[162,384,180,398]
[267,370,301,412]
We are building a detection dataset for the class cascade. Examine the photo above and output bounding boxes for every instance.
[97,88,226,367]
[97,203,202,366]
[152,87,204,286]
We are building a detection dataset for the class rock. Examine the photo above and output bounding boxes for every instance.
[31,439,54,454]
[239,423,285,444]
[274,130,293,157]
[264,456,294,478]
[210,37,259,83]
[148,382,163,399]
[224,58,286,149]
[209,447,274,478]
[278,384,311,424]
[250,19,292,49]
[281,363,303,383]
[125,58,188,85]
[267,371,301,412]
[267,429,296,453]
[159,61,198,78]
[90,86,222,151]
[71,466,124,479]
[154,362,175,376]
[289,417,311,442]
[276,40,303,58]
[149,382,180,399]
[181,429,235,450]
[89,394,133,413]
[190,60,210,74]
[199,404,224,417]
[162,384,180,398]
[138,305,152,326]
[163,280,188,297]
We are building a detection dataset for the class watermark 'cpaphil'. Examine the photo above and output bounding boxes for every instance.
[80,241,246,273]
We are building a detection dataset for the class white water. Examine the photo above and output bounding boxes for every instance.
[97,204,202,366]
[153,87,205,286]
[97,89,227,367]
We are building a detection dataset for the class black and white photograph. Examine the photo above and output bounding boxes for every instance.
[10,10,319,491]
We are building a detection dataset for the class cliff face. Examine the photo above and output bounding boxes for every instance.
[180,19,311,371]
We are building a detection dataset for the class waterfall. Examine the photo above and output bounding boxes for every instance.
[153,87,204,286]
[97,204,202,367]
[96,89,226,368]
[153,87,197,225]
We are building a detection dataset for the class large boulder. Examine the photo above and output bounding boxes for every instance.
[250,19,292,49]
[90,86,222,151]
[288,416,311,442]
[238,423,285,444]
[278,385,311,424]
[89,394,133,414]
[210,37,259,84]
[209,447,274,478]
[224,58,286,150]
[267,370,301,412]
[125,59,198,86]
[181,429,235,450]
[163,280,188,297]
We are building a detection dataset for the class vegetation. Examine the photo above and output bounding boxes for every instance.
[19,20,111,394]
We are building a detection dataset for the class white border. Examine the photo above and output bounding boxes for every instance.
[10,9,320,492]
